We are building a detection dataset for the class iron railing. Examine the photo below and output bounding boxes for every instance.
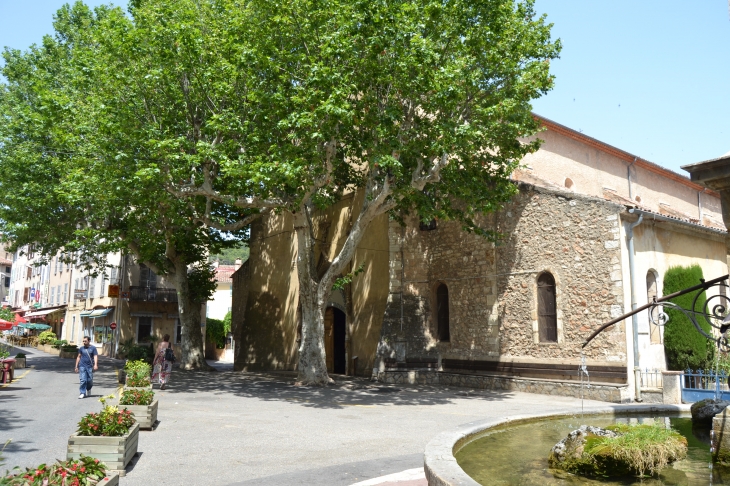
[681,369,730,402]
[640,368,663,389]
[128,286,177,302]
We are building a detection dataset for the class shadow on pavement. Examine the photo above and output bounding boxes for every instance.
[161,369,515,410]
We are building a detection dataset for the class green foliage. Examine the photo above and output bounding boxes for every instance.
[60,344,78,353]
[124,359,151,379]
[187,263,218,306]
[663,265,714,371]
[206,317,230,349]
[333,264,365,291]
[557,424,687,478]
[0,308,15,323]
[77,395,135,437]
[210,244,249,265]
[0,455,108,485]
[51,339,68,349]
[37,331,57,345]
[119,339,153,363]
[14,353,25,359]
[119,389,154,406]
[0,344,9,360]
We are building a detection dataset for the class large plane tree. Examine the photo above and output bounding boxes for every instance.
[0,0,560,383]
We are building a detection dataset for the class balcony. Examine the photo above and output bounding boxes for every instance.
[129,286,178,303]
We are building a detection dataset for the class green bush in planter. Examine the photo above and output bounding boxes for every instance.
[51,339,68,349]
[14,353,25,359]
[663,265,714,371]
[60,344,78,353]
[37,331,57,345]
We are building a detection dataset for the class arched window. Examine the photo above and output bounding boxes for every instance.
[537,272,557,342]
[436,283,450,342]
[646,271,661,344]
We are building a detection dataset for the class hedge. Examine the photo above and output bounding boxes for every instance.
[663,264,714,371]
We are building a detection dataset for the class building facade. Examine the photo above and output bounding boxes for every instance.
[232,115,729,402]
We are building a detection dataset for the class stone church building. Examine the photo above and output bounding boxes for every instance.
[231,115,728,402]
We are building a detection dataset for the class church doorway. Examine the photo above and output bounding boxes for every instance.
[324,307,346,375]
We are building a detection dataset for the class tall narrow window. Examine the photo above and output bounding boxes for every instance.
[647,271,662,344]
[537,272,558,342]
[436,283,450,342]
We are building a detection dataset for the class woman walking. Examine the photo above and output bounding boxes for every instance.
[152,334,175,389]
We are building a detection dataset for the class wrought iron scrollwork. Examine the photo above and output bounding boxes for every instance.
[647,280,730,350]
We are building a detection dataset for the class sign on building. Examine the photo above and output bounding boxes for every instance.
[107,284,120,298]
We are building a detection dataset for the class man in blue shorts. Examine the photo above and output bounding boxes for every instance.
[74,335,98,399]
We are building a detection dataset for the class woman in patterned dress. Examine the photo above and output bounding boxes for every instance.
[151,334,174,389]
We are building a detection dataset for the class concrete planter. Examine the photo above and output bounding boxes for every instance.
[48,347,61,356]
[67,423,139,477]
[13,357,25,368]
[121,400,158,430]
[59,350,77,359]
[124,385,153,392]
[42,344,52,353]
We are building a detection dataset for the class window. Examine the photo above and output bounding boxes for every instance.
[89,277,96,299]
[175,319,182,344]
[419,219,437,231]
[137,317,153,343]
[647,271,662,344]
[139,264,157,288]
[26,267,31,279]
[63,283,68,304]
[50,286,55,305]
[537,272,558,342]
[3,276,8,288]
[110,266,119,285]
[436,283,450,342]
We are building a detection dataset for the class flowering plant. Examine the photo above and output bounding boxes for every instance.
[0,455,109,485]
[119,389,154,406]
[124,375,151,387]
[77,395,135,437]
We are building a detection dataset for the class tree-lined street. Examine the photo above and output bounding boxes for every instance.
[1,346,613,485]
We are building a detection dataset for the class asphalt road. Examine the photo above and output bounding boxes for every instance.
[1,344,616,485]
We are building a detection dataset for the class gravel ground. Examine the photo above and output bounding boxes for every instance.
[1,343,616,485]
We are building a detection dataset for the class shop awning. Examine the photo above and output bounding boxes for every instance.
[24,307,65,319]
[80,310,92,317]
[17,323,52,330]
[130,311,162,318]
[88,308,114,318]
[14,312,27,324]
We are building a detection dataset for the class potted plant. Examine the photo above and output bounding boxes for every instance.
[67,395,138,476]
[119,388,158,429]
[60,344,79,359]
[13,353,25,369]
[1,455,120,485]
[37,331,57,353]
[123,360,152,390]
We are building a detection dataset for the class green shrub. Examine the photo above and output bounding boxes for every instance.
[119,338,153,363]
[60,344,78,353]
[124,359,151,378]
[206,315,230,349]
[663,265,714,371]
[37,330,57,345]
[51,339,68,349]
[14,353,25,359]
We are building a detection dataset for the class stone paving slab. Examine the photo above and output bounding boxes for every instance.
[1,345,617,485]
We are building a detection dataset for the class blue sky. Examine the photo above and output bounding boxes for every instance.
[1,1,729,174]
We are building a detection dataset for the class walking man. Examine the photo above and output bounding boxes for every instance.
[74,336,98,399]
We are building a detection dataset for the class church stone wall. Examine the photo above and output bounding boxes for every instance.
[376,183,628,373]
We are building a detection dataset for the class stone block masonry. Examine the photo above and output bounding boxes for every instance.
[375,182,628,386]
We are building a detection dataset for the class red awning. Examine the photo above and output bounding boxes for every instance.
[14,312,27,324]
[0,319,13,331]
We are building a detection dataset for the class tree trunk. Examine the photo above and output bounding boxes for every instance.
[293,210,331,385]
[172,265,213,371]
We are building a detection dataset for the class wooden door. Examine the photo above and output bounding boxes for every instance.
[324,308,334,373]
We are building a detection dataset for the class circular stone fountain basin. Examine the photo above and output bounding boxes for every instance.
[423,405,705,486]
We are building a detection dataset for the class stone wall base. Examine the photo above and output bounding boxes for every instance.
[638,388,664,404]
[377,370,632,403]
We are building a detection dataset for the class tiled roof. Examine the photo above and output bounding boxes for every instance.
[0,258,11,266]
[515,170,727,235]
[214,265,237,283]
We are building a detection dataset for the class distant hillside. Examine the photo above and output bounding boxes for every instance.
[210,244,249,265]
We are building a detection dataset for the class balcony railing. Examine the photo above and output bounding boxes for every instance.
[129,286,178,302]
